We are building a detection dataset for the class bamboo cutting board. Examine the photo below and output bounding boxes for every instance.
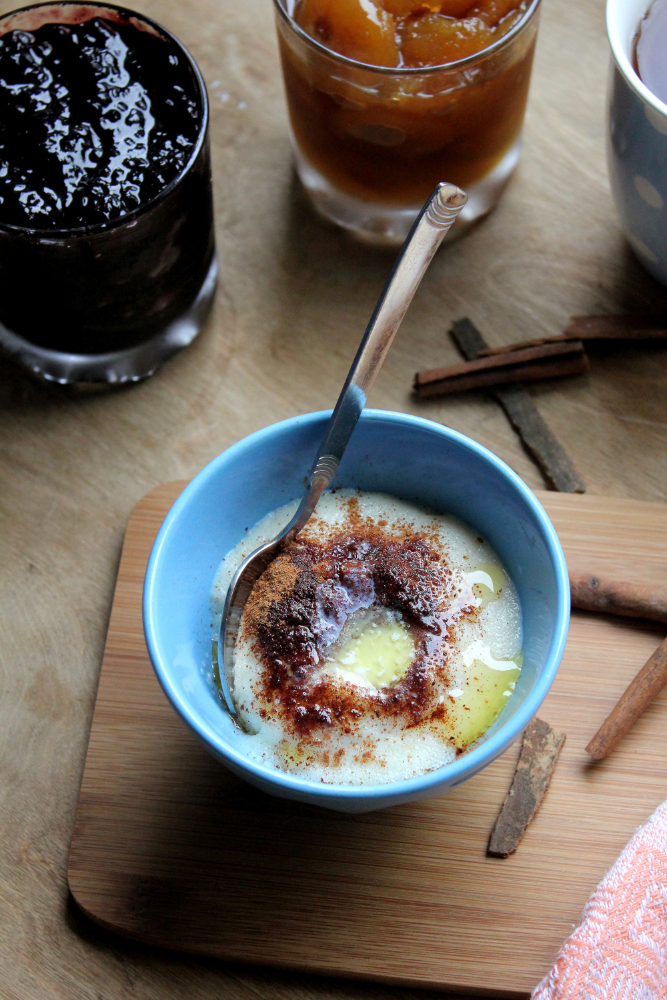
[68,482,667,998]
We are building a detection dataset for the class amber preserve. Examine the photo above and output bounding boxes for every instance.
[276,0,540,210]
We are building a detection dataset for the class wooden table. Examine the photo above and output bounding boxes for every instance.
[1,0,666,998]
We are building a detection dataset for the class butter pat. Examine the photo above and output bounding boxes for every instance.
[329,610,415,689]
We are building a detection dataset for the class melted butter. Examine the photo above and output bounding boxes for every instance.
[464,562,506,608]
[446,640,523,749]
[462,640,523,673]
[327,613,415,690]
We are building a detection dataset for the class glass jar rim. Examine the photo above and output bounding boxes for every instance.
[0,0,209,238]
[273,0,542,76]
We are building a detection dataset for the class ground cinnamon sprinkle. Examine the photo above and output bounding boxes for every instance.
[240,497,478,740]
[243,555,300,633]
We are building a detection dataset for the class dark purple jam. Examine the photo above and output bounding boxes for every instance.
[0,6,216,363]
[0,17,200,229]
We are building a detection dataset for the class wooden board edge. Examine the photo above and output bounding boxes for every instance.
[67,480,188,907]
[65,873,530,1000]
[129,478,189,519]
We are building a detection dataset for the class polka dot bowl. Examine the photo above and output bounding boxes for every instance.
[607,0,667,286]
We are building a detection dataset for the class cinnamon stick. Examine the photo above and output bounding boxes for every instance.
[415,340,589,398]
[476,314,667,358]
[565,314,667,340]
[488,718,566,857]
[449,319,586,494]
[586,638,667,760]
[570,573,667,624]
[477,335,577,357]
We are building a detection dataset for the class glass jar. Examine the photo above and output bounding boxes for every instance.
[0,2,217,385]
[274,0,541,245]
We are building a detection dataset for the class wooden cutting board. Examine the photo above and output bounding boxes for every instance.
[68,482,667,999]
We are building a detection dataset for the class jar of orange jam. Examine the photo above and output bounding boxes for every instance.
[273,0,541,244]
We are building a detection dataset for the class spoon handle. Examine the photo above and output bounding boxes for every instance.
[286,182,467,538]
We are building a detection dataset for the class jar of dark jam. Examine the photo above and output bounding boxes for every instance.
[0,2,216,384]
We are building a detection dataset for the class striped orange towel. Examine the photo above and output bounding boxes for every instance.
[533,800,667,999]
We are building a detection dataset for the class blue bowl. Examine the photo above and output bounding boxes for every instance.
[143,410,569,813]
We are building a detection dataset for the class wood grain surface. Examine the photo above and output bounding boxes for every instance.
[67,482,667,999]
[1,0,667,998]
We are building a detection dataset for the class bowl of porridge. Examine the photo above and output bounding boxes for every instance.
[143,410,569,812]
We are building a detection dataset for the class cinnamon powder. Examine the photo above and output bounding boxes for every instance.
[239,495,477,739]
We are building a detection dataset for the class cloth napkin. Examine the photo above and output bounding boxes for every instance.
[533,799,667,1000]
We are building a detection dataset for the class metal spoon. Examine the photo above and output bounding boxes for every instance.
[219,182,467,717]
